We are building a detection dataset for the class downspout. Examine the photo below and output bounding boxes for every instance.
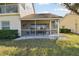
[32,3,35,14]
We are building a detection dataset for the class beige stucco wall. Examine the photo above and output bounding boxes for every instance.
[60,14,79,33]
[0,15,21,36]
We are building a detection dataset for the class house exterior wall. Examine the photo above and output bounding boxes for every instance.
[0,3,34,36]
[60,14,79,34]
[0,14,21,36]
[18,3,34,18]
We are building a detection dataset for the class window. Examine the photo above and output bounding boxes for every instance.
[0,6,6,13]
[0,7,1,13]
[0,3,18,13]
[6,5,18,13]
[1,21,10,30]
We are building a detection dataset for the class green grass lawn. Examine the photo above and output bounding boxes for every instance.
[0,33,79,56]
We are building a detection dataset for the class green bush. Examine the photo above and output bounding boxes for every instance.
[60,28,71,33]
[0,30,19,40]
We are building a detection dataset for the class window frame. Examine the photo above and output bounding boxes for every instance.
[1,21,10,30]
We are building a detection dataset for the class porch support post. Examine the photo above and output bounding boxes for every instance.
[50,20,52,35]
[57,20,59,38]
[35,20,36,36]
[5,3,6,13]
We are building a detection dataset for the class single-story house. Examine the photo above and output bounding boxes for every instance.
[60,12,79,34]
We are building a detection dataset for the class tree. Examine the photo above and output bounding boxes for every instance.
[63,3,79,15]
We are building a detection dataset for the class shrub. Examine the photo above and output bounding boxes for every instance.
[60,28,71,33]
[0,30,19,40]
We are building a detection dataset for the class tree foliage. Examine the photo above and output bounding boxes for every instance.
[63,3,79,15]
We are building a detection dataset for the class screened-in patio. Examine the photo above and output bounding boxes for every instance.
[21,20,59,36]
[20,13,62,38]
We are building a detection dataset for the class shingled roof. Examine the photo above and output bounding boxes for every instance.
[21,13,62,19]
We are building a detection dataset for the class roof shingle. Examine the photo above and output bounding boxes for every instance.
[21,13,62,19]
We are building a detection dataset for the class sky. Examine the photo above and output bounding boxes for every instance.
[34,3,70,16]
